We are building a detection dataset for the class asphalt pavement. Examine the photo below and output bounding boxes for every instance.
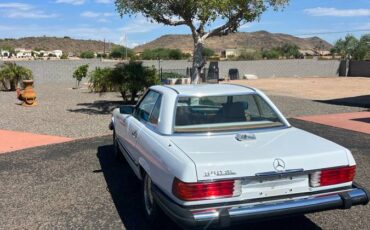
[0,119,369,230]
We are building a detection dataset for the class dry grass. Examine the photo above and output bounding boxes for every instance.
[230,77,370,100]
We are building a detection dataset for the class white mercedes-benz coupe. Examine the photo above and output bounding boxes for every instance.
[110,84,368,228]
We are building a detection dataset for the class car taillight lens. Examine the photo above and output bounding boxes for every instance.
[310,165,356,187]
[172,178,241,201]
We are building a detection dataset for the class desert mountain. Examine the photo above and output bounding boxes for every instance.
[134,31,332,53]
[0,36,119,54]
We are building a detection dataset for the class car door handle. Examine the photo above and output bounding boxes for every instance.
[131,130,138,138]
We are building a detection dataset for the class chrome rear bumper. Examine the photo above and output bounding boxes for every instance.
[152,183,369,228]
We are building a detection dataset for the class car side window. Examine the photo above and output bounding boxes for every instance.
[149,95,162,126]
[135,91,160,122]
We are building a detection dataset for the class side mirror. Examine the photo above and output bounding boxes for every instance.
[119,105,135,114]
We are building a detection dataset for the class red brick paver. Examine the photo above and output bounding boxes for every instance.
[0,130,73,154]
[296,112,370,135]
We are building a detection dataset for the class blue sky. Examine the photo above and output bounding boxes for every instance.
[0,0,369,47]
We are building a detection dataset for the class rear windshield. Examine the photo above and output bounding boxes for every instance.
[174,94,284,133]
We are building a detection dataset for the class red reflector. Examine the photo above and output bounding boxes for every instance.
[320,166,356,186]
[172,178,237,201]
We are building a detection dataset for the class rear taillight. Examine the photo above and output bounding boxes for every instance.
[172,178,241,201]
[310,165,356,187]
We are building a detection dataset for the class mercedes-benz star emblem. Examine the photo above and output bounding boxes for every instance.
[273,158,286,172]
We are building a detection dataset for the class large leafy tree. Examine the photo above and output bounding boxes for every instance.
[331,34,369,60]
[115,0,289,83]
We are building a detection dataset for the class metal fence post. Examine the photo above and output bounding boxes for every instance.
[160,68,163,82]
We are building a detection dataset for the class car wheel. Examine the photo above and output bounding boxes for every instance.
[113,130,125,162]
[142,173,163,224]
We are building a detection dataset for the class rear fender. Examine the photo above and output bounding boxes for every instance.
[139,157,151,181]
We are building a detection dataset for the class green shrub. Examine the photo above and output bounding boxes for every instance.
[111,61,159,102]
[73,64,89,88]
[237,50,262,60]
[278,43,302,59]
[109,46,134,59]
[86,61,159,102]
[88,67,113,92]
[161,72,185,79]
[262,49,280,59]
[0,62,33,91]
[60,53,68,59]
[141,48,187,60]
[80,51,95,59]
[202,47,215,58]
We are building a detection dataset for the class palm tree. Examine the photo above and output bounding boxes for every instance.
[0,62,33,91]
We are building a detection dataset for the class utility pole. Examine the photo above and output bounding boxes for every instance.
[101,38,106,61]
[103,38,106,56]
[124,34,128,60]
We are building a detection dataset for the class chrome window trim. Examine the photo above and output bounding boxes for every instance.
[162,85,179,94]
[133,89,164,128]
[171,92,288,134]
[224,83,256,92]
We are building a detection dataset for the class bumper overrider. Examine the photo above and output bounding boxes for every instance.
[152,183,369,228]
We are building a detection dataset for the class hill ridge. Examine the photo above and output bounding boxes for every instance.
[134,31,332,53]
[0,36,119,54]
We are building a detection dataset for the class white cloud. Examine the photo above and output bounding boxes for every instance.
[97,18,110,23]
[304,7,370,17]
[81,11,114,18]
[128,42,140,48]
[95,0,113,4]
[239,22,256,30]
[0,3,57,19]
[81,11,100,17]
[6,11,57,19]
[0,24,117,42]
[118,17,162,34]
[55,0,85,5]
[0,3,32,10]
[0,25,12,30]
[356,22,370,30]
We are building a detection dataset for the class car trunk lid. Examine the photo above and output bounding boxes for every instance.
[169,127,349,181]
[170,127,350,199]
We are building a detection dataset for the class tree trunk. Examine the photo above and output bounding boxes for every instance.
[130,90,137,104]
[191,38,206,84]
[1,79,9,91]
[9,79,16,91]
[120,90,127,102]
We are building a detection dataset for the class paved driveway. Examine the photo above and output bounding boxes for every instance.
[0,120,369,230]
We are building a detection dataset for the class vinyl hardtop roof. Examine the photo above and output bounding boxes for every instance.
[152,84,256,97]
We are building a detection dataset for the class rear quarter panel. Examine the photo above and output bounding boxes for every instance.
[136,126,198,200]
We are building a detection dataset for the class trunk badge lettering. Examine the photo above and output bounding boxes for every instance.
[235,133,256,141]
[204,170,236,177]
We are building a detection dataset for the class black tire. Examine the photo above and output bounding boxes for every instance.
[113,130,125,162]
[142,173,163,225]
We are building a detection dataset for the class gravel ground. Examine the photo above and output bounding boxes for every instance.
[233,77,370,101]
[0,83,365,138]
[0,83,123,138]
[0,120,368,229]
[268,95,365,118]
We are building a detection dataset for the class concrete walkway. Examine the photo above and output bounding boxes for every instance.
[0,129,73,154]
[296,112,370,135]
